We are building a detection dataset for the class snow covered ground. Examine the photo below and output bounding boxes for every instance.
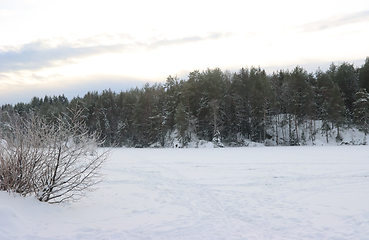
[1,146,369,239]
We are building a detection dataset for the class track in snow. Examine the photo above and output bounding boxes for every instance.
[1,146,369,239]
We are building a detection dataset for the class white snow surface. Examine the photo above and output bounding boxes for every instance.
[1,146,369,239]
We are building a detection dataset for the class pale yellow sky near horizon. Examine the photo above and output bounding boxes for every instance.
[0,0,369,104]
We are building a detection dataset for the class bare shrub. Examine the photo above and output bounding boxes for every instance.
[0,114,47,195]
[0,109,110,203]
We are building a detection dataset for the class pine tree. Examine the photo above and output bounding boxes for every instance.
[359,57,369,92]
[174,102,189,147]
[353,88,369,135]
[328,84,346,141]
[249,67,271,142]
[334,62,359,113]
[286,66,312,145]
[231,68,253,141]
[321,101,331,143]
[2,59,369,147]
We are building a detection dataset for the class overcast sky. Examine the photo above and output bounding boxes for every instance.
[1,0,369,104]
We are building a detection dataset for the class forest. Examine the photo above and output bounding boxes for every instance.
[1,58,369,147]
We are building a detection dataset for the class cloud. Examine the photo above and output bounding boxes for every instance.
[0,39,129,72]
[147,32,232,49]
[0,74,150,105]
[0,32,231,73]
[298,10,369,33]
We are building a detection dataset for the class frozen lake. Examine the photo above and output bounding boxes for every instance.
[1,146,369,239]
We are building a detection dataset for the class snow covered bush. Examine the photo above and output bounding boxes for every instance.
[0,109,110,204]
[212,130,224,148]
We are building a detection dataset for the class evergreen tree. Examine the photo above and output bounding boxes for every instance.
[334,62,359,113]
[321,102,331,144]
[353,88,369,135]
[249,67,271,142]
[328,84,346,141]
[359,57,369,92]
[315,68,334,120]
[164,75,182,131]
[286,66,312,144]
[174,102,189,147]
[1,58,368,147]
[269,71,284,144]
[231,68,253,141]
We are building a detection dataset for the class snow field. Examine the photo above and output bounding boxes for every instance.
[1,146,369,239]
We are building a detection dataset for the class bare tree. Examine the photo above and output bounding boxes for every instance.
[0,113,47,196]
[0,109,110,204]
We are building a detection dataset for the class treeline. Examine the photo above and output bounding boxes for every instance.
[1,58,369,147]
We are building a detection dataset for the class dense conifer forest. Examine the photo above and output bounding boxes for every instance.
[1,58,369,147]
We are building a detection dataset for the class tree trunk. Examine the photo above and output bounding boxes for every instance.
[294,115,299,145]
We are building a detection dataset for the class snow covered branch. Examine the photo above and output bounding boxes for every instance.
[0,109,110,203]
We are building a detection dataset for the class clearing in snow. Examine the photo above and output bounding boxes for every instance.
[1,146,369,239]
